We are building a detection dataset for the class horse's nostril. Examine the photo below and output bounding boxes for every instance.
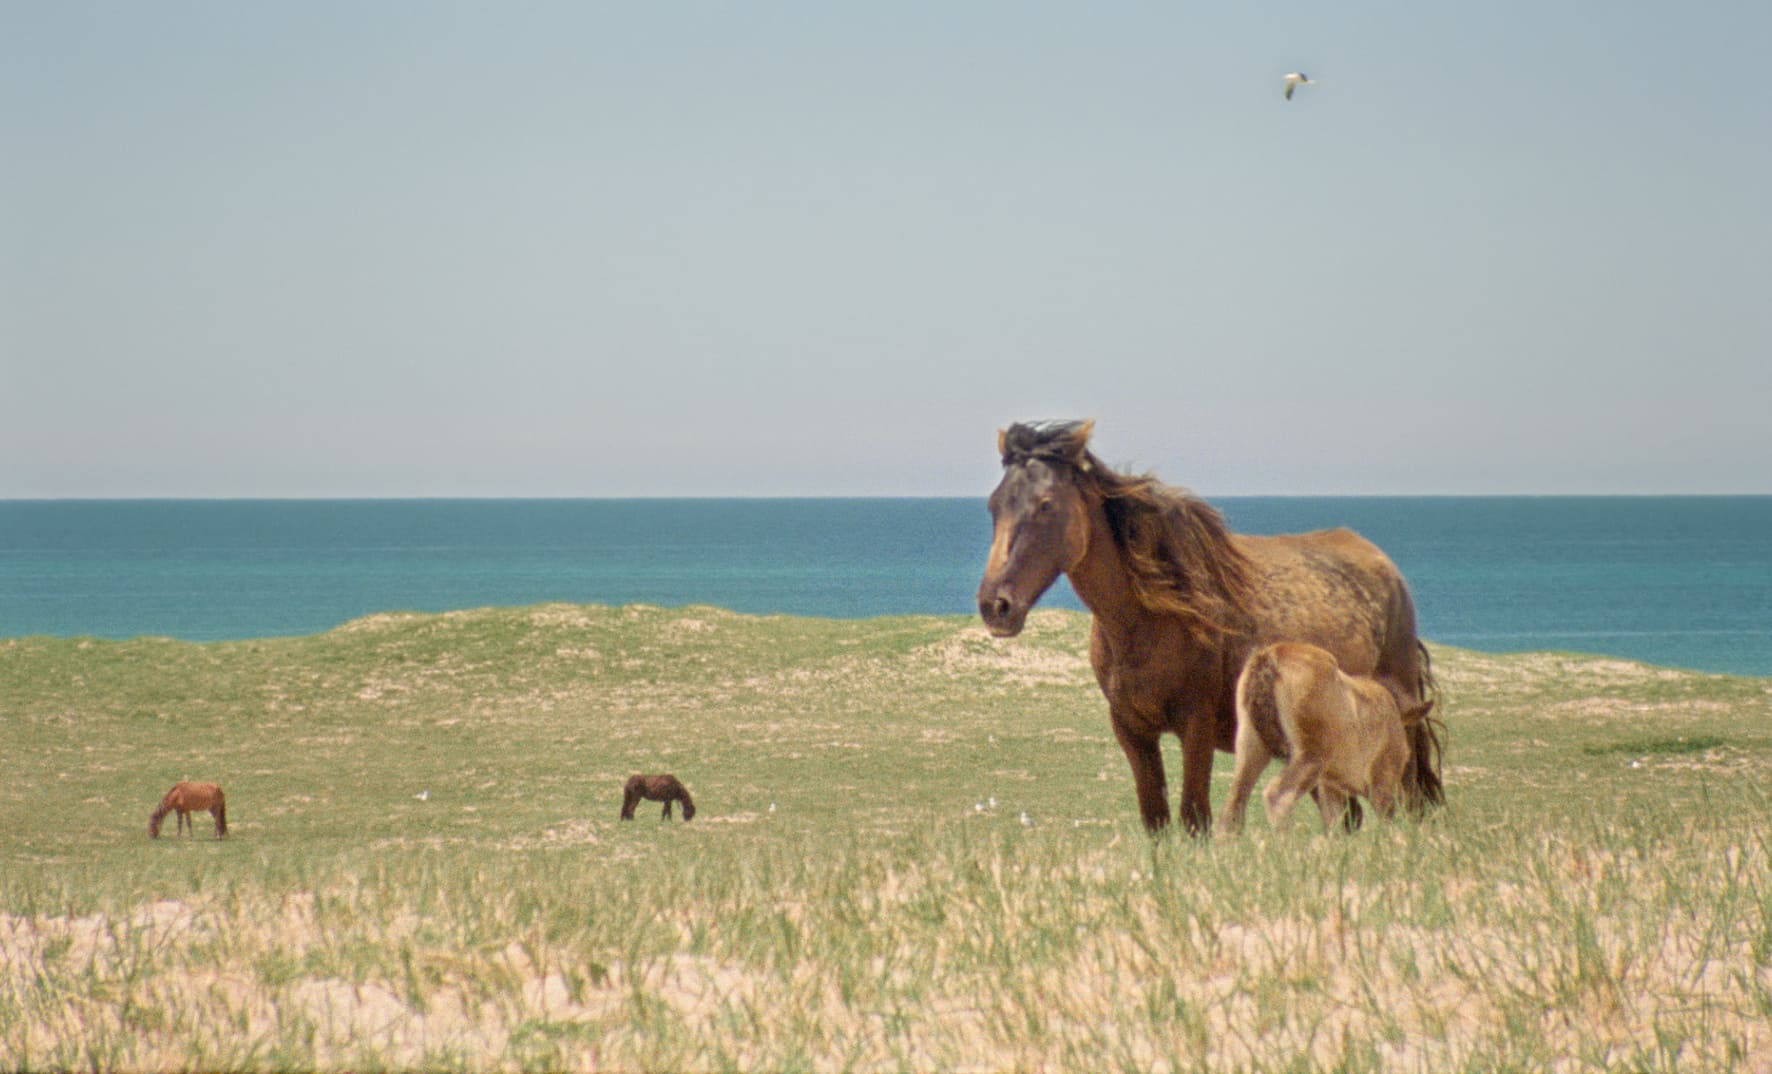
[989,596,1013,621]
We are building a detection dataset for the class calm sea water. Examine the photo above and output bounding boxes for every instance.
[2,498,1768,676]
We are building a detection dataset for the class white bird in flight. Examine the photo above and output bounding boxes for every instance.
[1283,72,1315,101]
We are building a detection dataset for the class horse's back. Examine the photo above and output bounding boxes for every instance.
[1235,529,1418,682]
[177,781,224,807]
[628,774,683,800]
[1236,528,1407,616]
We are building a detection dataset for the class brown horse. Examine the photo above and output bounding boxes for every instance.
[1217,642,1436,835]
[148,781,227,839]
[620,774,695,821]
[977,420,1442,834]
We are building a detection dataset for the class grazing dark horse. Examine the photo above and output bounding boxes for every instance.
[148,781,227,839]
[620,774,696,821]
[1218,641,1437,835]
[977,420,1442,835]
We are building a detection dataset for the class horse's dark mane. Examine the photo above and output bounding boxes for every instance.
[1002,421,1255,635]
[1088,458,1255,637]
[999,421,1089,466]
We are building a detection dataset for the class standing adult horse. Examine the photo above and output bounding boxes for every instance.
[977,420,1442,834]
[148,781,228,839]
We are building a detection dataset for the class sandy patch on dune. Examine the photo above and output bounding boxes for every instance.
[333,612,430,635]
[914,627,1091,688]
[525,604,602,629]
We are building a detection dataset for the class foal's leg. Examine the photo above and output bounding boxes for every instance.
[1315,786,1352,834]
[1263,760,1322,832]
[1216,731,1273,837]
[1368,770,1403,820]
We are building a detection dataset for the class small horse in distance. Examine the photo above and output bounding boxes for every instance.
[1217,642,1436,835]
[977,420,1443,835]
[148,781,228,839]
[620,774,695,822]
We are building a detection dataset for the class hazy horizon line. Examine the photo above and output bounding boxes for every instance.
[7,491,1772,504]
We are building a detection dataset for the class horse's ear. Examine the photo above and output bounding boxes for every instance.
[1401,700,1435,727]
[1062,419,1096,467]
[996,427,1008,460]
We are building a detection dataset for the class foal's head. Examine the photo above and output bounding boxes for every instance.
[977,420,1098,637]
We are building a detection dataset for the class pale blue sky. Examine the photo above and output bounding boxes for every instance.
[4,3,1768,497]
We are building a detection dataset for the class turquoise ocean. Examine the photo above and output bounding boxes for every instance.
[2,498,1768,677]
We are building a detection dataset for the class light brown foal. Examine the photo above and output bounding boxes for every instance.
[1217,642,1434,835]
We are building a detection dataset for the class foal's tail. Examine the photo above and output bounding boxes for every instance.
[215,794,228,838]
[1234,646,1291,761]
[1406,641,1446,812]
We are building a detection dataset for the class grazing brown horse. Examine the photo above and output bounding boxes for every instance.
[620,774,695,821]
[148,781,227,839]
[1217,642,1437,835]
[977,420,1442,835]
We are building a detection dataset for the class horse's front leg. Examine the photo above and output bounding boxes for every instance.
[661,799,673,820]
[1112,718,1170,833]
[1177,712,1218,836]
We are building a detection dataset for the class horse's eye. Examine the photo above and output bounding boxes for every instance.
[1036,498,1054,515]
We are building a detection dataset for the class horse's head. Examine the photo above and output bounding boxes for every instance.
[147,811,162,838]
[977,420,1097,637]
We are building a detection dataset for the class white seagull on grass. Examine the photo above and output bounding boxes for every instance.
[1282,72,1315,101]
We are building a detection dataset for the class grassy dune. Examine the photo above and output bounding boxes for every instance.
[2,605,1770,1072]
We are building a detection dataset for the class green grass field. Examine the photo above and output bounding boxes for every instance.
[3,604,1770,1071]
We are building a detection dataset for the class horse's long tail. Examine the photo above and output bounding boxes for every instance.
[214,793,228,838]
[1408,640,1446,811]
